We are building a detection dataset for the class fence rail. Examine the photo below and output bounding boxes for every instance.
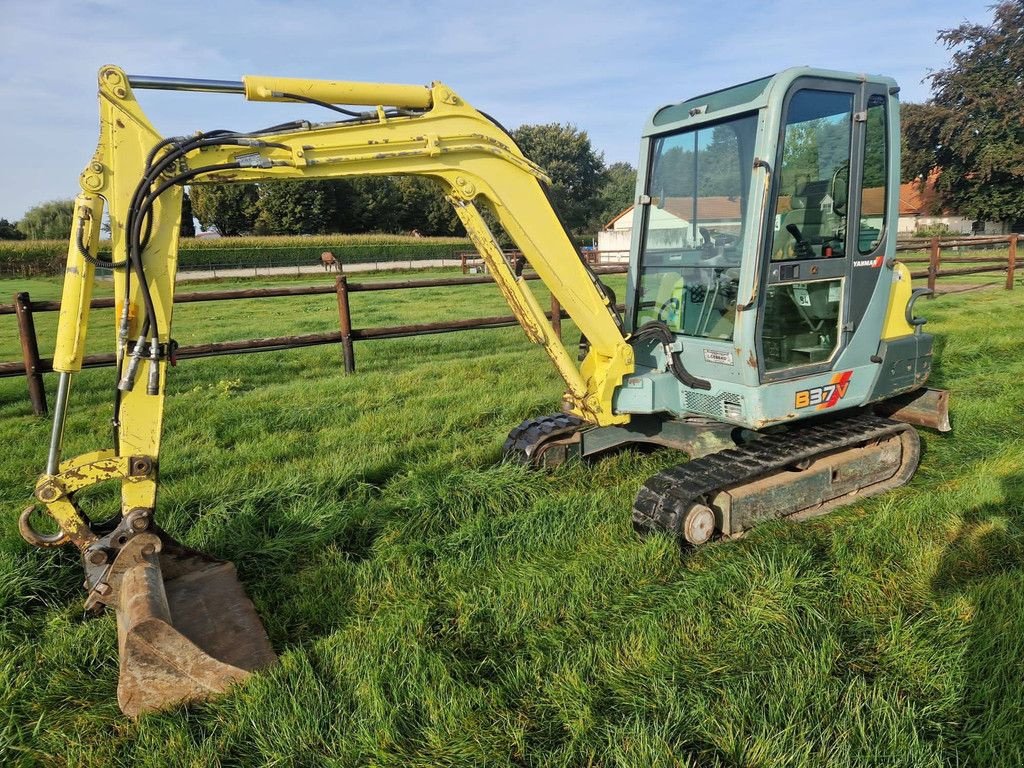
[895,234,1018,295]
[4,234,1018,416]
[1,266,628,415]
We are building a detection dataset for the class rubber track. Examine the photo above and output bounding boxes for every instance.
[632,412,918,539]
[502,413,584,463]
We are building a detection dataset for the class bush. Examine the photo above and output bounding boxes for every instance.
[912,223,956,239]
[0,234,473,277]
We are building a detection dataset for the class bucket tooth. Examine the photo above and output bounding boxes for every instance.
[108,533,276,718]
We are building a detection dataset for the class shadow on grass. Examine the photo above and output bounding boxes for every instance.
[931,473,1024,766]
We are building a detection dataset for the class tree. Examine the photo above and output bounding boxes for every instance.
[392,177,464,236]
[17,200,75,239]
[590,161,636,230]
[902,1,1024,224]
[253,180,340,235]
[901,102,947,186]
[512,123,605,235]
[190,183,258,235]
[342,177,404,233]
[0,218,25,240]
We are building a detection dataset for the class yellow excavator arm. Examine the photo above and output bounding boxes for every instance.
[22,66,634,716]
[65,67,633,423]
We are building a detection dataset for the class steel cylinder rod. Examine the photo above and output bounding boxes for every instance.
[127,75,244,94]
[46,372,72,475]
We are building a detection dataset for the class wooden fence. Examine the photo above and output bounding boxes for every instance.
[895,234,1018,295]
[0,266,628,416]
[4,234,1018,416]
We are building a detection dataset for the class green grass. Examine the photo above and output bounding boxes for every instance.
[2,270,1024,766]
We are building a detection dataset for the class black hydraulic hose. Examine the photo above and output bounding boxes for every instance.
[250,120,310,134]
[126,136,285,340]
[276,92,423,120]
[113,122,294,405]
[633,321,712,391]
[276,91,365,117]
[76,218,127,268]
[129,160,246,336]
[126,135,211,331]
[136,136,287,252]
[114,161,244,412]
[139,162,244,206]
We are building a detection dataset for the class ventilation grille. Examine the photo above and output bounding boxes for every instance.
[685,391,744,420]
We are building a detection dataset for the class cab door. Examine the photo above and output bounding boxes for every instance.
[756,79,890,381]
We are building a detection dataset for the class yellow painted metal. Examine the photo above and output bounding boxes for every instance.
[182,79,634,423]
[33,450,131,550]
[95,66,179,516]
[53,194,103,372]
[452,201,599,416]
[35,66,634,564]
[243,75,432,109]
[39,65,176,530]
[881,262,917,340]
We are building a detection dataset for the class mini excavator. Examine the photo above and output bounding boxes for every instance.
[20,66,949,716]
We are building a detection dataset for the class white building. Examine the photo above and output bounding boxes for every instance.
[599,181,1010,258]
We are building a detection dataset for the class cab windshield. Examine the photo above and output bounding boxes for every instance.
[635,113,757,340]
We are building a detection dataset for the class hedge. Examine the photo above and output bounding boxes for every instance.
[0,235,473,276]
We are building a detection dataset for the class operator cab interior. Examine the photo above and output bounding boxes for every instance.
[634,113,756,341]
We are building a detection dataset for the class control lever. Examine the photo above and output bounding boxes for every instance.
[786,223,816,259]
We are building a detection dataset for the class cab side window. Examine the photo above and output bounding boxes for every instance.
[858,94,887,254]
[770,89,853,261]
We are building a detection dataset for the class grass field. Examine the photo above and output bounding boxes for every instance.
[1,270,1023,766]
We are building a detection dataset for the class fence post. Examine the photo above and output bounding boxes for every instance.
[335,275,356,373]
[1007,234,1017,291]
[550,294,562,339]
[927,237,941,297]
[13,292,47,416]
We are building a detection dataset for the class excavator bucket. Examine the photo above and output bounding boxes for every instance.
[111,533,276,718]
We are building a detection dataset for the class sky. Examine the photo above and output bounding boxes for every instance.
[0,0,995,221]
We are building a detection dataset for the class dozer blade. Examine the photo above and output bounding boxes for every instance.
[110,533,276,718]
[874,387,951,433]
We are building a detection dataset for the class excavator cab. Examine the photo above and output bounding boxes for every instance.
[511,69,947,544]
[621,68,937,427]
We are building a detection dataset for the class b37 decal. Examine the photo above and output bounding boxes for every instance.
[795,370,853,410]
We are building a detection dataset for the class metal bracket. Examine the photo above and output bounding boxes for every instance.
[84,531,162,612]
[22,451,154,553]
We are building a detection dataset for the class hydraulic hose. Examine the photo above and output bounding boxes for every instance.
[632,321,712,391]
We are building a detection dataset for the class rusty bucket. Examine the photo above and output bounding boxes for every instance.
[111,533,276,717]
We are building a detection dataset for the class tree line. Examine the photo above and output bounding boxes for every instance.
[3,124,638,242]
